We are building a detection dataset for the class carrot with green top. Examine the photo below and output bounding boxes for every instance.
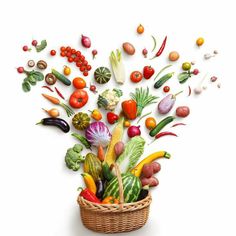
[42,93,74,117]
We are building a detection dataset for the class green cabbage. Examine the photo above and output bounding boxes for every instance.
[116,136,145,173]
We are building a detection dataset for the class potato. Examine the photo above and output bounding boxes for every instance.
[151,162,161,173]
[141,163,154,178]
[141,177,159,187]
[122,42,135,55]
[168,51,180,61]
[176,106,190,118]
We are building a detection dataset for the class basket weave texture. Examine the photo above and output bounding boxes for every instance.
[77,163,152,233]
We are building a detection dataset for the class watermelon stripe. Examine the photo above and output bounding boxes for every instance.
[103,174,141,203]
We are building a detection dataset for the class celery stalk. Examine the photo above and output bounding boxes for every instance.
[110,49,125,84]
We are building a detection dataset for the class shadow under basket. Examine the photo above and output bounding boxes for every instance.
[77,163,152,233]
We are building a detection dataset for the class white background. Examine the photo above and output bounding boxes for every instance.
[1,0,236,236]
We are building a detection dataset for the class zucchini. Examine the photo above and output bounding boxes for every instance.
[149,116,175,137]
[154,72,174,89]
[52,69,71,86]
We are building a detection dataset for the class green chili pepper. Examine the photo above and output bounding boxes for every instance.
[149,116,175,137]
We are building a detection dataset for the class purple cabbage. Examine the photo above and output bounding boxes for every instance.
[85,121,111,147]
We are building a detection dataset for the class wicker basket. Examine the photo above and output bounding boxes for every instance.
[77,163,152,233]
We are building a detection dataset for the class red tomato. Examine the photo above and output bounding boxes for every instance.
[130,71,143,83]
[72,77,86,89]
[143,66,155,79]
[163,86,170,93]
[69,89,88,108]
[50,50,56,56]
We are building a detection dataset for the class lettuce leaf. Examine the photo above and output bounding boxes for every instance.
[116,136,145,173]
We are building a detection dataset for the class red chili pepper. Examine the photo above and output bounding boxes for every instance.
[107,112,119,124]
[155,131,177,139]
[172,123,186,127]
[42,86,54,92]
[78,187,101,203]
[151,36,167,59]
[188,85,192,96]
[55,87,65,100]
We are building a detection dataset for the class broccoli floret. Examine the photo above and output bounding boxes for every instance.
[65,144,85,171]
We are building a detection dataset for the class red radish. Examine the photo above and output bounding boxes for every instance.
[17,67,24,73]
[193,69,199,75]
[142,48,148,58]
[31,40,38,46]
[81,35,91,48]
[92,49,97,59]
[127,125,141,138]
[90,84,97,93]
[22,45,31,51]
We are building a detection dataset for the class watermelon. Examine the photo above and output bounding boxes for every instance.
[103,173,141,203]
[94,67,111,84]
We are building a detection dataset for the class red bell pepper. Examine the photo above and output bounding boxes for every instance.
[121,100,137,120]
[79,187,101,203]
[107,112,119,124]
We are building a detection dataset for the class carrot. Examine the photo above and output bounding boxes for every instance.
[97,145,104,161]
[41,93,74,117]
[42,93,60,104]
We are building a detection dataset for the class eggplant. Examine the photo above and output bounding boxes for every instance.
[158,91,183,114]
[137,186,149,201]
[36,118,70,133]
[96,179,105,199]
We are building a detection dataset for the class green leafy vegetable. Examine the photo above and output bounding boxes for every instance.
[116,136,145,173]
[36,40,47,52]
[22,81,31,92]
[65,144,85,171]
[110,49,125,84]
[21,70,44,92]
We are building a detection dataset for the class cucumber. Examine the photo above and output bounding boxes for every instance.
[149,116,175,137]
[102,162,114,181]
[154,72,174,89]
[52,69,71,86]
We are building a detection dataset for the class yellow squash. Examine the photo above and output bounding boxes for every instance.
[104,117,124,166]
[130,151,171,177]
[81,173,97,194]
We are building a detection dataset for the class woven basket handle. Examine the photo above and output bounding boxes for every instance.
[112,163,124,206]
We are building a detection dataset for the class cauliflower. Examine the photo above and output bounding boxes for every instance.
[65,144,85,171]
[97,88,123,110]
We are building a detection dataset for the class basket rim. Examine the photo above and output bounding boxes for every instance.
[77,193,152,213]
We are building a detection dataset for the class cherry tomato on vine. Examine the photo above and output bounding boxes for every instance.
[83,71,88,76]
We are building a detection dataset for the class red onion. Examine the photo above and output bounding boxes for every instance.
[81,35,91,48]
[127,125,141,138]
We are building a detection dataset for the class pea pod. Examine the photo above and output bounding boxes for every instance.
[71,133,92,150]
[149,116,175,137]
[154,72,174,89]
